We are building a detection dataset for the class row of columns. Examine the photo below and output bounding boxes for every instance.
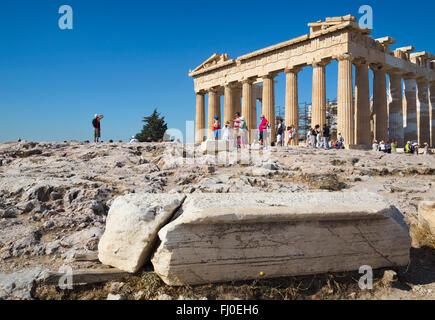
[195,57,435,148]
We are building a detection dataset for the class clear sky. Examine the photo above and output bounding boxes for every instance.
[0,0,434,142]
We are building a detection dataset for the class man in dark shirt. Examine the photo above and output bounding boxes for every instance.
[92,114,104,143]
[323,124,330,149]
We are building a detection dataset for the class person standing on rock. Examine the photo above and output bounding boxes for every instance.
[213,116,221,141]
[222,121,231,141]
[259,115,268,147]
[323,124,330,149]
[239,116,248,149]
[276,118,284,147]
[233,112,241,148]
[92,114,104,143]
[337,132,344,149]
[286,125,295,146]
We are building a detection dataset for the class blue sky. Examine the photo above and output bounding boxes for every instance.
[0,0,434,142]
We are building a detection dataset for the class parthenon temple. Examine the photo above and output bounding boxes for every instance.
[189,15,435,149]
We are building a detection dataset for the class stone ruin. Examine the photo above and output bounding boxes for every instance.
[190,15,435,149]
[98,192,411,286]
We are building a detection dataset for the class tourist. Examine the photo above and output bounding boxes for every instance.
[233,112,241,147]
[390,139,397,153]
[276,118,284,147]
[412,142,419,155]
[259,115,268,146]
[316,126,322,148]
[222,121,231,141]
[379,140,386,152]
[423,143,430,155]
[287,125,296,146]
[306,128,313,147]
[92,114,104,143]
[146,136,153,142]
[265,122,271,148]
[386,141,391,154]
[239,116,248,149]
[372,140,379,151]
[213,116,221,141]
[337,132,344,148]
[129,136,139,143]
[323,124,330,149]
[312,126,319,148]
[405,141,412,153]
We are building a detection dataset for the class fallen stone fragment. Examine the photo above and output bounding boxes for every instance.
[152,192,411,286]
[418,201,435,236]
[98,193,186,273]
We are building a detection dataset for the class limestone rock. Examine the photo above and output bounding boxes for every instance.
[418,201,435,235]
[151,192,411,286]
[200,140,235,154]
[0,267,48,300]
[107,293,126,300]
[98,193,185,273]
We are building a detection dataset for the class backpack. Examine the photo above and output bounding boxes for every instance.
[92,118,98,128]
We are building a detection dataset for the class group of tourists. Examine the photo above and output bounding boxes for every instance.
[212,113,305,149]
[306,124,339,149]
[372,140,430,155]
[213,112,249,148]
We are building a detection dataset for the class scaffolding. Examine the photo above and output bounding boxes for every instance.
[275,99,338,142]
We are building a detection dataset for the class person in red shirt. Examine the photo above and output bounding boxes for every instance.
[92,114,104,143]
[258,115,268,146]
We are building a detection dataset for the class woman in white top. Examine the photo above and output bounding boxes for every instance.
[222,121,231,141]
[239,116,248,149]
[307,129,312,147]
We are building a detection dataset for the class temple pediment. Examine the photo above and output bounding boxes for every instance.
[192,53,231,73]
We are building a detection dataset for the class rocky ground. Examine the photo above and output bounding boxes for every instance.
[0,140,434,300]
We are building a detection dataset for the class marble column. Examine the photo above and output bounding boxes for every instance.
[242,80,256,143]
[285,67,301,145]
[262,75,276,141]
[403,77,418,143]
[311,61,327,129]
[224,85,235,125]
[195,92,205,144]
[337,54,354,148]
[354,59,371,147]
[388,71,404,146]
[207,89,221,140]
[234,87,242,116]
[430,81,435,147]
[372,65,388,143]
[417,79,430,145]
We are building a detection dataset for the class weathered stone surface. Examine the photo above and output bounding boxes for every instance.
[152,192,411,286]
[0,267,48,300]
[200,140,235,154]
[98,193,185,273]
[418,201,435,235]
